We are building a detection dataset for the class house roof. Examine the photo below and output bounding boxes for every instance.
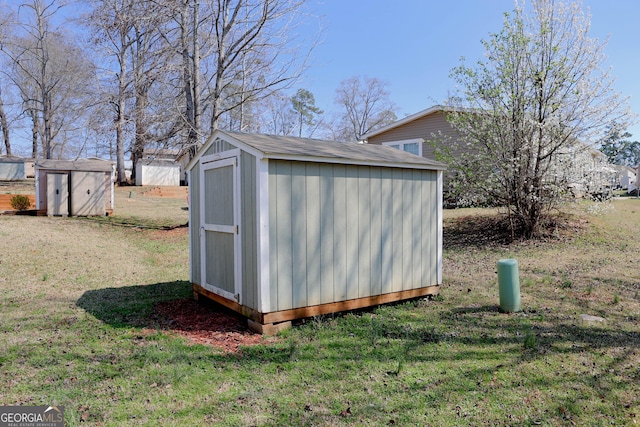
[189,130,447,171]
[361,104,478,141]
[362,105,449,140]
[35,158,114,172]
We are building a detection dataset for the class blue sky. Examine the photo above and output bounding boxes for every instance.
[301,0,640,140]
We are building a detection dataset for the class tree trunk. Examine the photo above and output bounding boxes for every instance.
[115,45,128,185]
[30,109,39,158]
[0,88,10,156]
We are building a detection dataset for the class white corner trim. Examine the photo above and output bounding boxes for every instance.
[256,158,271,313]
[437,170,443,284]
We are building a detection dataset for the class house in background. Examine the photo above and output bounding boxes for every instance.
[557,144,617,199]
[364,104,619,202]
[613,165,636,191]
[362,105,461,161]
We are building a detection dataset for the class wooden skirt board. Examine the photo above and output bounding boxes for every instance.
[192,282,440,334]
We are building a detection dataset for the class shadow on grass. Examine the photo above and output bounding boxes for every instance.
[76,280,193,328]
[443,212,583,250]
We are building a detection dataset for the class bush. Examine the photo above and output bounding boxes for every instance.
[10,194,31,211]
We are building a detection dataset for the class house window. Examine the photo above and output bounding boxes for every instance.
[382,139,423,157]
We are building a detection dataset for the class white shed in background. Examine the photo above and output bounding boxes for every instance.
[0,157,26,180]
[135,159,181,186]
[187,130,447,333]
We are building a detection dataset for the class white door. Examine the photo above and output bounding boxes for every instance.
[200,157,241,302]
[71,171,106,216]
[47,173,69,216]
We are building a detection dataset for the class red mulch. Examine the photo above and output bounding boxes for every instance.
[153,298,269,353]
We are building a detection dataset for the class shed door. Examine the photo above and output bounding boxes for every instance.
[71,171,106,216]
[200,157,241,303]
[46,173,69,216]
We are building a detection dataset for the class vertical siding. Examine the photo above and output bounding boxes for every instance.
[369,167,382,297]
[391,169,403,293]
[332,165,347,301]
[291,163,308,308]
[240,151,258,310]
[305,164,321,306]
[380,169,393,294]
[189,161,201,286]
[319,167,335,304]
[344,167,359,300]
[273,161,293,310]
[268,160,440,312]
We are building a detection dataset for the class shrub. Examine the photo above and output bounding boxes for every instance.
[10,194,31,211]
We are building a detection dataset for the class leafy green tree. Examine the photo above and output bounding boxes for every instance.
[600,123,639,166]
[291,89,323,137]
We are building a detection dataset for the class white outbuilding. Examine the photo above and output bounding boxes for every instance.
[35,159,115,216]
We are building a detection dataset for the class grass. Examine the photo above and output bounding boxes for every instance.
[0,187,639,426]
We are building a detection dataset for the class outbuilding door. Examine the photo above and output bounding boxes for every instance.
[71,171,106,216]
[199,156,241,303]
[47,173,69,216]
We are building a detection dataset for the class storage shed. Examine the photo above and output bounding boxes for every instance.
[0,157,27,180]
[35,159,115,216]
[135,159,181,186]
[187,131,447,333]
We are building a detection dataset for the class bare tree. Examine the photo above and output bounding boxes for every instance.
[0,84,10,156]
[334,75,397,142]
[262,91,296,135]
[202,0,312,135]
[0,0,97,159]
[446,0,631,238]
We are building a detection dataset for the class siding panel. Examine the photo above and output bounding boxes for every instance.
[345,166,359,300]
[275,161,293,311]
[380,169,393,294]
[357,167,371,298]
[402,169,413,290]
[266,160,442,312]
[369,167,382,297]
[306,164,321,306]
[241,152,257,309]
[320,167,335,304]
[391,169,404,293]
[411,170,423,289]
[269,169,278,310]
[333,165,348,301]
[291,162,308,308]
[190,162,201,285]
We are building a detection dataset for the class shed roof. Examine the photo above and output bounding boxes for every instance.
[35,158,114,172]
[137,158,180,167]
[191,131,447,171]
[0,156,27,163]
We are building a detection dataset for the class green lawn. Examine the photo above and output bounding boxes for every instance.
[0,194,638,426]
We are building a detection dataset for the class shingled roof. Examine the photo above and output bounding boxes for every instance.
[193,131,447,171]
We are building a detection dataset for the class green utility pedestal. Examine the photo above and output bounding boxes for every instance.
[497,258,521,312]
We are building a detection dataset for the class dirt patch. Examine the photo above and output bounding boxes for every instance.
[153,298,270,353]
[443,212,587,249]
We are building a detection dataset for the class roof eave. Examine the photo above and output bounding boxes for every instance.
[261,153,448,171]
